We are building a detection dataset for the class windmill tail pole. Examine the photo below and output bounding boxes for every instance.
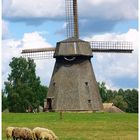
[73,0,79,38]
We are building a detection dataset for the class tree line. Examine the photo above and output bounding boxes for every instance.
[98,82,138,113]
[2,57,138,113]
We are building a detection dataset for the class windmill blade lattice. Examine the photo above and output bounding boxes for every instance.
[90,41,133,53]
[21,41,133,60]
[65,0,79,38]
[21,47,55,59]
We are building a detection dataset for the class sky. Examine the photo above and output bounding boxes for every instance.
[2,0,138,90]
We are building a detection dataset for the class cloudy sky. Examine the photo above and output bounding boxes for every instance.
[2,0,138,90]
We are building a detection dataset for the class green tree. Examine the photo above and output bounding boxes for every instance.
[98,82,107,102]
[118,89,124,96]
[37,85,48,107]
[2,90,8,111]
[5,57,48,112]
[113,95,128,111]
[106,89,116,102]
[98,82,138,113]
[124,89,138,113]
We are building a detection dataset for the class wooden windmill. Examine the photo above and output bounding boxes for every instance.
[22,0,133,112]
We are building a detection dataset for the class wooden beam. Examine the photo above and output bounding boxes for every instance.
[92,48,133,53]
[22,47,55,53]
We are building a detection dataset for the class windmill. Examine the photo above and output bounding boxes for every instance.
[22,0,133,112]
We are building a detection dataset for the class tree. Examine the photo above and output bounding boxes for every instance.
[98,82,107,102]
[113,95,128,111]
[106,89,116,102]
[98,82,138,113]
[124,89,138,113]
[2,90,8,111]
[5,57,48,112]
[37,85,48,107]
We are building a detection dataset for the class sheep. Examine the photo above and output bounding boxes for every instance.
[6,127,15,140]
[47,130,58,140]
[12,127,33,140]
[33,127,58,140]
[12,127,21,140]
[39,131,53,140]
[19,127,34,140]
[32,127,40,140]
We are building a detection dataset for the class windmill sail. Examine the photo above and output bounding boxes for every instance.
[21,0,133,59]
[90,41,133,53]
[65,0,79,38]
[21,41,133,59]
[21,47,55,59]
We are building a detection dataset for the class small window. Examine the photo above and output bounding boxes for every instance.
[85,82,88,86]
[53,82,56,86]
[88,100,91,103]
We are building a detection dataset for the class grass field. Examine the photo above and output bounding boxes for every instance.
[2,112,138,140]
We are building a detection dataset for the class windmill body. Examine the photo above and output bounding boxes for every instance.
[45,37,103,111]
[22,0,133,112]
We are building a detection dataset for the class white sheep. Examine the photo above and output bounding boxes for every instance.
[19,127,34,140]
[12,127,33,140]
[6,127,15,140]
[33,127,58,140]
[39,131,53,140]
[47,130,58,140]
[32,127,41,140]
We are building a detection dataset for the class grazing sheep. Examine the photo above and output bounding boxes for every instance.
[6,127,15,140]
[19,127,33,140]
[32,127,41,140]
[33,127,58,140]
[12,127,21,140]
[39,131,53,140]
[12,127,33,140]
[47,130,58,140]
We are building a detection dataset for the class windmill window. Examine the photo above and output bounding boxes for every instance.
[53,82,56,86]
[85,82,88,86]
[88,100,91,103]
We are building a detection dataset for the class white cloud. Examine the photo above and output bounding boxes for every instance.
[85,29,138,89]
[35,59,55,86]
[3,0,137,21]
[21,32,52,49]
[3,0,64,20]
[2,39,21,85]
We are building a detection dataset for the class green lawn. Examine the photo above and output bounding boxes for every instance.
[2,112,138,140]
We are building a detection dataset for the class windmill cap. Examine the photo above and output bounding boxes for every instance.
[54,37,93,57]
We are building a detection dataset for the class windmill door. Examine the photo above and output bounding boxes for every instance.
[47,98,53,111]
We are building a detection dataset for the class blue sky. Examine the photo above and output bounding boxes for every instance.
[7,21,65,45]
[113,20,138,33]
[2,0,138,89]
[7,19,138,42]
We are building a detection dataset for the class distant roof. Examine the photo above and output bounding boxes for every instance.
[103,103,124,113]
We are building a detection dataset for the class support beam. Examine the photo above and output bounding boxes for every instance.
[22,47,55,53]
[92,48,133,53]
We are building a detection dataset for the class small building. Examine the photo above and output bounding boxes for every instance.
[103,103,124,113]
